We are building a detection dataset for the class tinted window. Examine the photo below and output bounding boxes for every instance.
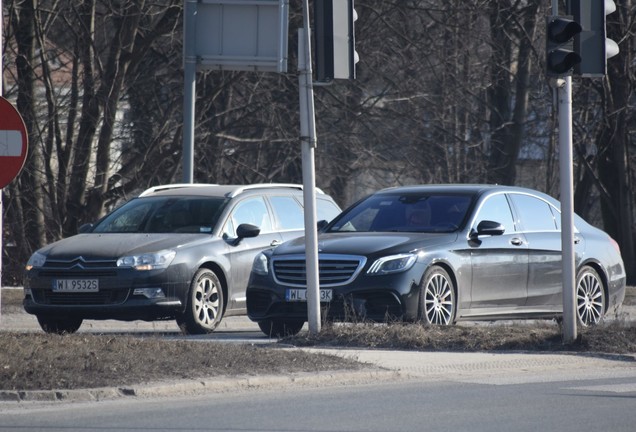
[510,194,558,231]
[474,194,515,233]
[329,193,472,233]
[270,196,304,230]
[224,197,273,236]
[93,197,227,234]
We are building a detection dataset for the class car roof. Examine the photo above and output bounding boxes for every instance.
[139,183,327,199]
[375,184,547,197]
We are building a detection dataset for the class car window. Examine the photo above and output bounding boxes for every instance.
[509,193,558,232]
[316,198,341,222]
[270,196,304,230]
[93,197,227,234]
[94,200,155,233]
[474,194,516,233]
[329,193,471,233]
[223,197,273,237]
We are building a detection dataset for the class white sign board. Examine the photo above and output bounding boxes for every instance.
[185,0,289,72]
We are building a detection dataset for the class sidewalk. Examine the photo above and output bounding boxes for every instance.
[303,347,636,385]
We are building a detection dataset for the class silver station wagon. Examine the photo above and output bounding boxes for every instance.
[24,183,341,334]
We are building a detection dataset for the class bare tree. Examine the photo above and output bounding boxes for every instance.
[594,0,635,283]
[2,0,183,283]
[3,0,636,286]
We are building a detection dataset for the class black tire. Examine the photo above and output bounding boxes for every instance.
[36,315,83,334]
[576,265,606,326]
[177,268,225,335]
[418,266,456,325]
[257,319,305,338]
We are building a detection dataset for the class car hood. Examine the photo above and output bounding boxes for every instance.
[272,232,459,257]
[37,233,213,259]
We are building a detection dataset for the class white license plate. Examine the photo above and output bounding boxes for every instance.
[286,289,332,302]
[52,279,99,292]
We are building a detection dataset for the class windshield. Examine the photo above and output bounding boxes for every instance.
[328,193,473,233]
[92,196,228,234]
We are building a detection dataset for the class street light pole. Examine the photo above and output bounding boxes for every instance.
[557,75,577,343]
[299,0,321,335]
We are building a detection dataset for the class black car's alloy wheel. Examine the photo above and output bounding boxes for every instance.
[419,266,456,325]
[36,315,83,334]
[177,268,224,334]
[257,319,304,338]
[576,265,606,326]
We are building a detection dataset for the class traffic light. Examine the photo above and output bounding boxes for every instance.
[546,16,582,77]
[570,0,619,77]
[314,0,358,82]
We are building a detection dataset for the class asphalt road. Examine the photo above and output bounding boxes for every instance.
[1,288,635,431]
[1,366,635,432]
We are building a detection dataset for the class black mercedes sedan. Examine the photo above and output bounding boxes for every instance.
[246,185,626,337]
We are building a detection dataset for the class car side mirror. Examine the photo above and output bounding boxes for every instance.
[469,220,505,242]
[317,220,329,232]
[236,223,260,239]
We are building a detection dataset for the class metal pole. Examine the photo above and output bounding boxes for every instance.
[182,0,197,183]
[552,0,577,343]
[299,0,321,334]
[558,76,577,343]
[1,0,4,315]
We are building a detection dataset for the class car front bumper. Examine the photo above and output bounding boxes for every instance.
[246,267,424,323]
[23,265,190,321]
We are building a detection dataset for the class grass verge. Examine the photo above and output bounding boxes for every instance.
[1,287,634,391]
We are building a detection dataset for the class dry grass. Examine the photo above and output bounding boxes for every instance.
[288,320,636,354]
[1,287,634,391]
[0,289,23,314]
[0,333,361,391]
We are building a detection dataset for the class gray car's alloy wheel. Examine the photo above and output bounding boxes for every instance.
[177,268,224,334]
[576,265,606,326]
[36,315,83,334]
[419,266,456,325]
[257,319,305,338]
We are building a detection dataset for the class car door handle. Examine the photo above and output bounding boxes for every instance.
[270,240,282,247]
[510,238,524,246]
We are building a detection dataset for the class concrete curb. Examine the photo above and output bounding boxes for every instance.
[0,368,399,403]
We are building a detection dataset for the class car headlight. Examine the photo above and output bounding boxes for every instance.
[252,252,270,275]
[25,252,47,271]
[367,253,417,275]
[117,249,176,271]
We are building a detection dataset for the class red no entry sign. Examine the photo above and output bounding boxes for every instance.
[0,97,28,189]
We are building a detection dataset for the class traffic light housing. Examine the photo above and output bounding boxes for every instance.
[314,0,358,82]
[546,16,582,77]
[570,0,619,77]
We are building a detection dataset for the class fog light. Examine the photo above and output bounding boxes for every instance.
[133,288,165,299]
